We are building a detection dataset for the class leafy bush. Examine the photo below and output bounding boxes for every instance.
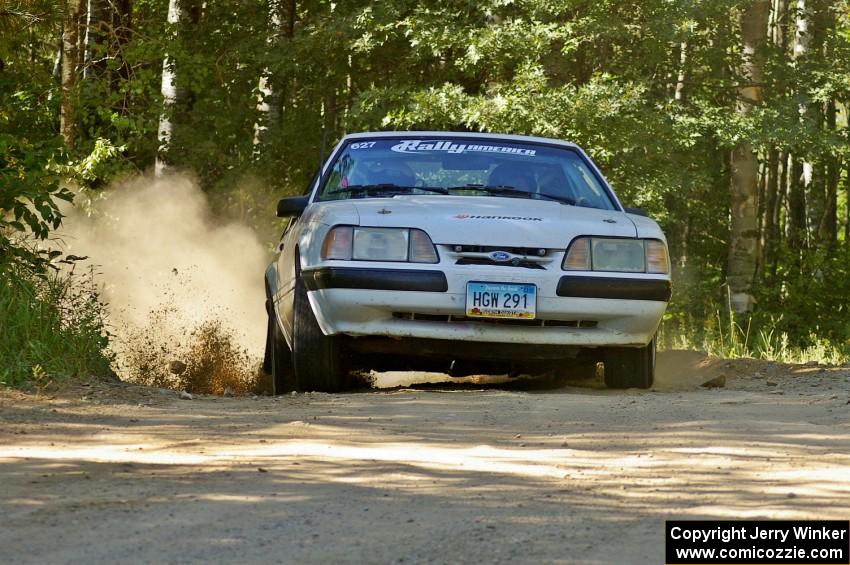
[0,264,114,388]
[0,108,116,388]
[0,134,73,275]
[1,72,122,388]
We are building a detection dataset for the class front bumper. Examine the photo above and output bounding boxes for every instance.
[302,266,669,348]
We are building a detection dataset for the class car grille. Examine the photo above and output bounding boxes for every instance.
[440,245,557,270]
[451,245,549,256]
[455,257,546,269]
[392,312,597,328]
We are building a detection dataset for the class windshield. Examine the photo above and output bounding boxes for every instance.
[316,137,616,210]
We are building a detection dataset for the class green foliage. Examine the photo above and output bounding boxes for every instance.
[663,311,849,365]
[0,133,72,274]
[0,21,74,274]
[0,14,120,385]
[0,264,114,388]
[758,247,850,347]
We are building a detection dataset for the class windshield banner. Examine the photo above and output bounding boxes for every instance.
[390,140,537,157]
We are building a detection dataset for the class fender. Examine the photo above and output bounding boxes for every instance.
[264,262,278,306]
[264,262,291,346]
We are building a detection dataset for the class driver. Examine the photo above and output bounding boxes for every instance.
[486,163,536,192]
[361,160,417,187]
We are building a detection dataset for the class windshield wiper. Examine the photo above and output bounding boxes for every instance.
[448,184,575,205]
[328,184,448,196]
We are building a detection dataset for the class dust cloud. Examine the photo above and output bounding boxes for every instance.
[60,174,271,392]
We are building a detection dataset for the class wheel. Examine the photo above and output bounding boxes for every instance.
[264,293,296,394]
[291,275,346,392]
[603,338,655,389]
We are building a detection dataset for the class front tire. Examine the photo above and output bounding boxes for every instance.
[265,296,296,394]
[291,276,346,392]
[603,339,655,389]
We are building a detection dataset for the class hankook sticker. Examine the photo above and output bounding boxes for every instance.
[454,214,543,221]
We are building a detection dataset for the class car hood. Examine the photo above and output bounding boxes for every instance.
[342,195,638,248]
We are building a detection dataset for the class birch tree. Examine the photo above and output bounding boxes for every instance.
[253,0,285,150]
[787,0,812,249]
[82,0,107,79]
[155,0,184,176]
[815,2,837,245]
[673,40,688,103]
[727,0,770,313]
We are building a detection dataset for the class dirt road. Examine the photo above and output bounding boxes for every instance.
[2,353,849,564]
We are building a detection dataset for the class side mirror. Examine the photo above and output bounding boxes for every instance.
[277,196,309,218]
[624,207,649,218]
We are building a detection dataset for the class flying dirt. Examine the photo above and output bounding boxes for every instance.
[58,174,269,392]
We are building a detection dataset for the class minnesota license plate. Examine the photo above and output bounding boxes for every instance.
[465,282,537,319]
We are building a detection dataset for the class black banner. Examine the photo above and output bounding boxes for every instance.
[666,520,849,564]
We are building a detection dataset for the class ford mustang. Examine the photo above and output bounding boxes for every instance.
[264,132,671,392]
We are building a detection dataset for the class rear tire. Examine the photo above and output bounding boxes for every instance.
[603,339,655,389]
[292,276,346,392]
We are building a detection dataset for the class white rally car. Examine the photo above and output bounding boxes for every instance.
[264,132,671,393]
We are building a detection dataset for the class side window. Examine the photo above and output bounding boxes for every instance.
[304,170,319,196]
[324,154,354,194]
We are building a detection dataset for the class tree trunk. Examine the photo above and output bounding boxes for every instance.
[845,154,850,243]
[815,5,837,246]
[53,41,62,80]
[755,159,768,281]
[674,41,688,103]
[787,154,807,250]
[766,0,789,275]
[777,150,788,243]
[819,98,838,245]
[727,0,770,314]
[772,0,790,46]
[112,0,132,85]
[279,0,296,120]
[763,148,779,277]
[793,0,810,58]
[60,0,85,148]
[287,0,295,38]
[792,0,815,239]
[155,0,184,176]
[804,1,832,241]
[253,0,284,150]
[845,106,850,243]
[82,0,108,79]
[343,53,352,131]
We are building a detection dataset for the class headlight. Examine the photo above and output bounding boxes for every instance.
[353,228,409,261]
[562,237,669,274]
[591,238,645,272]
[321,226,439,264]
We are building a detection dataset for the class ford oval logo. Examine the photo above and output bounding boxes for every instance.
[489,251,512,262]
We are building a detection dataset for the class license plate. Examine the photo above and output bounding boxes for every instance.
[465,282,537,319]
